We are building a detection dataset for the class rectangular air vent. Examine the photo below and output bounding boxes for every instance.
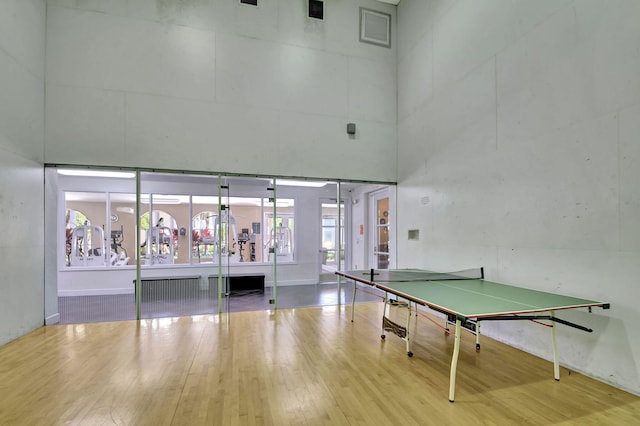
[307,0,324,21]
[360,8,391,48]
[308,0,324,20]
[240,0,257,5]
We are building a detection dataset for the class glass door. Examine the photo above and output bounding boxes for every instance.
[370,191,390,270]
[137,172,221,319]
[319,198,344,283]
[217,176,271,313]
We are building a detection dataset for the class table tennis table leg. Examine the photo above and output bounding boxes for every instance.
[351,281,357,322]
[449,319,462,402]
[381,291,389,338]
[551,311,560,380]
[405,302,412,357]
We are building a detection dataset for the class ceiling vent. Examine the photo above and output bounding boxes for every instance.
[360,8,391,48]
[240,0,257,5]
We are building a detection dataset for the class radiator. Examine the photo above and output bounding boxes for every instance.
[135,276,211,301]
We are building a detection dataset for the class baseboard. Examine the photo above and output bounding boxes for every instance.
[45,312,60,325]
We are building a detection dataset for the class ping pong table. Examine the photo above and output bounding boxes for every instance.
[335,268,610,402]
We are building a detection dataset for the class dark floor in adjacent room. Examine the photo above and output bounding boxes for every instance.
[58,282,382,324]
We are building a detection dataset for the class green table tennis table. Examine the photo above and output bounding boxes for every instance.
[335,268,610,402]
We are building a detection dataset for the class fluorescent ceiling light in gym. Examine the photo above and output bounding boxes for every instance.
[57,169,135,179]
[275,179,327,187]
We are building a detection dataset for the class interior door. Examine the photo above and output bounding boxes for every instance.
[370,191,389,270]
[319,198,344,283]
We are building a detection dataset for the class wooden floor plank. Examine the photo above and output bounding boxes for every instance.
[0,303,638,425]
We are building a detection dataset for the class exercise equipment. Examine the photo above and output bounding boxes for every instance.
[237,228,257,262]
[110,226,130,266]
[212,210,238,261]
[143,224,174,265]
[265,223,293,261]
[70,224,106,267]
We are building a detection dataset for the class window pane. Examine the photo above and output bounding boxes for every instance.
[192,210,217,263]
[108,193,135,266]
[65,191,107,268]
[139,207,178,265]
[264,198,295,262]
[227,197,264,263]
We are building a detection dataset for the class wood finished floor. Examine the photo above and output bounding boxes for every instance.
[0,303,638,425]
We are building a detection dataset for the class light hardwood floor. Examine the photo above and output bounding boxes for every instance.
[0,303,638,425]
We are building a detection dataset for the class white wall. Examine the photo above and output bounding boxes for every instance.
[0,0,46,345]
[44,0,397,182]
[396,0,640,395]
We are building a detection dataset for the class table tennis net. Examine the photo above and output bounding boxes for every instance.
[352,268,484,283]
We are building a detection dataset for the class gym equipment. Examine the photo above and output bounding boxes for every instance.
[237,228,257,262]
[194,211,256,263]
[212,210,238,261]
[70,224,106,267]
[265,223,293,261]
[143,225,174,265]
[110,226,130,266]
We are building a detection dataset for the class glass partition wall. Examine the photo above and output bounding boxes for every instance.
[50,168,389,323]
[57,171,137,323]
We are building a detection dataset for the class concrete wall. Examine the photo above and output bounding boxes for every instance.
[44,0,397,182]
[0,0,46,345]
[396,0,640,395]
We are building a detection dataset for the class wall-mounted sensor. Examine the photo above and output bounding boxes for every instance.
[347,123,356,135]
